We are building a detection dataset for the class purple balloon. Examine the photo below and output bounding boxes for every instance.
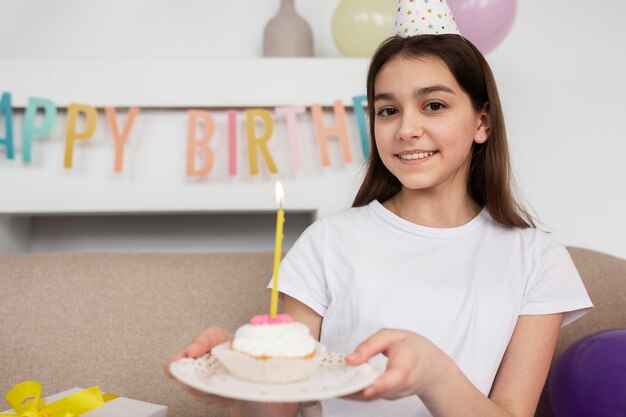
[549,329,626,417]
[447,0,516,54]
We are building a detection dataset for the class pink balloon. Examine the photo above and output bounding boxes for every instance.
[447,0,516,54]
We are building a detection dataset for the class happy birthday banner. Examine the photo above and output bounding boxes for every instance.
[0,91,370,176]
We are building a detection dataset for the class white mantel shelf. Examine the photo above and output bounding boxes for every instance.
[1,58,370,108]
[0,57,369,220]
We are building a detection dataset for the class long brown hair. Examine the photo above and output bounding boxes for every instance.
[352,35,535,228]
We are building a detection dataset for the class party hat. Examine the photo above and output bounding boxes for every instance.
[395,0,460,37]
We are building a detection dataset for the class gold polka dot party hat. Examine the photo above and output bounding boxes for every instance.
[395,0,460,37]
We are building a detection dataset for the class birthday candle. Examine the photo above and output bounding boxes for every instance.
[270,181,285,318]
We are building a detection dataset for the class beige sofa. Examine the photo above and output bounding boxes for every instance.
[1,248,624,417]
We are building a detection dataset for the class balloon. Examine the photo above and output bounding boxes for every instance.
[332,0,395,57]
[549,329,626,417]
[447,0,516,54]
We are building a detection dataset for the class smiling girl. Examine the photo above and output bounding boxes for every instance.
[168,5,592,417]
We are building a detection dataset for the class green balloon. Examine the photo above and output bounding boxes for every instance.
[332,0,395,57]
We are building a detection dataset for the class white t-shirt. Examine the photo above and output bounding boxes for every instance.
[272,200,593,417]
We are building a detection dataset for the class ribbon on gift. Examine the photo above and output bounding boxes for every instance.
[1,381,118,417]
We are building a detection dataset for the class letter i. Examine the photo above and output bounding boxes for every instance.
[228,110,237,176]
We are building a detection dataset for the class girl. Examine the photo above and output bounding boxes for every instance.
[168,30,592,417]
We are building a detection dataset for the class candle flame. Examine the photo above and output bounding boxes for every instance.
[275,181,285,208]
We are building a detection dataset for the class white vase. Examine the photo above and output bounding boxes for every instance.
[263,0,314,57]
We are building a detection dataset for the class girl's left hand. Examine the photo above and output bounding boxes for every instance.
[344,328,451,401]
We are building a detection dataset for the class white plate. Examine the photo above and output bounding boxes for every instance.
[169,350,380,402]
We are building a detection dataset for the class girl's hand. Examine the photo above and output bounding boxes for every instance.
[165,326,237,408]
[344,328,451,401]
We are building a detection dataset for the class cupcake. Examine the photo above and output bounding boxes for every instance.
[211,313,325,383]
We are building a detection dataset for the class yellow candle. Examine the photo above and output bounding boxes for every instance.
[270,181,285,318]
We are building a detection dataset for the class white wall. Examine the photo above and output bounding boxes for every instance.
[0,0,625,259]
[27,212,314,253]
[0,0,342,58]
[489,0,626,259]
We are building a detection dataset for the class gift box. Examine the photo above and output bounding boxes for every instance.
[2,383,167,417]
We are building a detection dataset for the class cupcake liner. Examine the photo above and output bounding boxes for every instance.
[211,341,326,383]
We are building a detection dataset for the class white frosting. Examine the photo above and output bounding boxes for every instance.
[232,322,316,358]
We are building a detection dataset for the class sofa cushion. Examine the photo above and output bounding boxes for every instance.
[0,252,274,417]
[0,248,624,417]
[534,247,626,417]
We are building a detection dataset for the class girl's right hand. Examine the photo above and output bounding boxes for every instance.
[165,326,237,408]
